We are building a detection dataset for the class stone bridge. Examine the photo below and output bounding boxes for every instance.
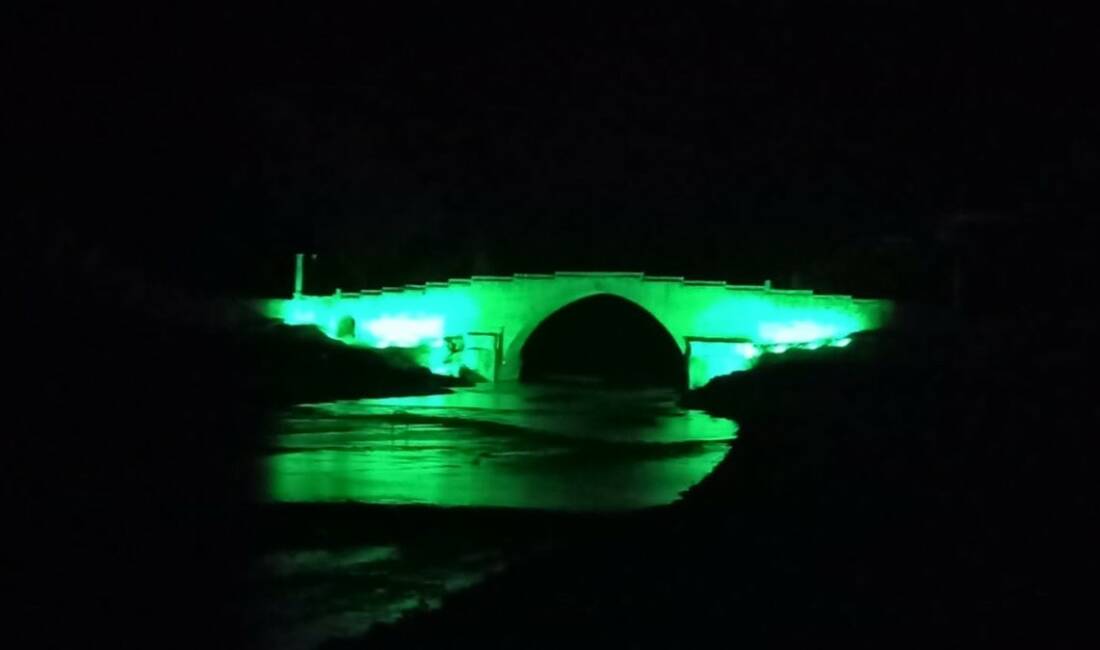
[258,271,893,388]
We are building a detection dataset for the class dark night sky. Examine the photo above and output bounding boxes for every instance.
[10,3,1099,300]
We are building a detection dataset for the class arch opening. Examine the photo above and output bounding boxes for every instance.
[519,294,686,388]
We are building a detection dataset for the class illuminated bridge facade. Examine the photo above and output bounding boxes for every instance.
[259,271,893,388]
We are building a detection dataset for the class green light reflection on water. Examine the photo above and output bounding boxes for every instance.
[264,386,736,511]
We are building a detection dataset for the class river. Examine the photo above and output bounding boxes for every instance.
[252,383,736,649]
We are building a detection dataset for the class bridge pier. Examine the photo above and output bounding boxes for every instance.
[685,338,761,389]
[464,332,504,382]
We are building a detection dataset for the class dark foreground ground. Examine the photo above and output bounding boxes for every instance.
[325,316,1098,649]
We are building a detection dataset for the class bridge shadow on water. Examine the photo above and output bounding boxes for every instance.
[519,294,687,390]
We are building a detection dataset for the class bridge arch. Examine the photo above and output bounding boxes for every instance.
[501,292,686,383]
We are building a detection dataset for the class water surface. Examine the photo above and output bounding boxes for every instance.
[263,383,736,510]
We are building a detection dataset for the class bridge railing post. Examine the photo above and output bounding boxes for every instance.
[294,253,304,298]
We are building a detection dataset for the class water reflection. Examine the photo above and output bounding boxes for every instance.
[263,384,736,511]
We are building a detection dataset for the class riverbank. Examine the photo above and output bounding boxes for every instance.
[330,317,1097,648]
[233,321,468,407]
[250,503,642,650]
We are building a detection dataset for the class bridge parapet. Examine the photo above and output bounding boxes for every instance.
[554,271,645,278]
